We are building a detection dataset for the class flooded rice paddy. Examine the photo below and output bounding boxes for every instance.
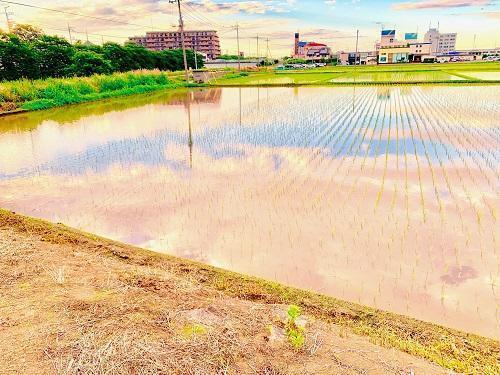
[0,86,498,339]
[330,71,467,83]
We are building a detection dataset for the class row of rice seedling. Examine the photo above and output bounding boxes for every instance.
[285,87,380,209]
[414,88,496,226]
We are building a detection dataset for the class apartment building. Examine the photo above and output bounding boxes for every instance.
[424,28,457,54]
[129,30,221,60]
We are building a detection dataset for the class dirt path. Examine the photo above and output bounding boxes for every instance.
[0,220,459,374]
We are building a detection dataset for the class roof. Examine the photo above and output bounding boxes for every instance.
[305,42,327,47]
[381,30,395,36]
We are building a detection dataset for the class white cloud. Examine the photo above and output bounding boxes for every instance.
[393,0,493,11]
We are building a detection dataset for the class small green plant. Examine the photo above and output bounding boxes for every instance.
[286,305,305,349]
[181,323,207,339]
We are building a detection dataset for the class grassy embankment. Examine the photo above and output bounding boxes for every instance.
[0,70,197,114]
[0,209,498,374]
[212,62,500,86]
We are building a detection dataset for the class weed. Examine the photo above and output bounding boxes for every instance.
[181,323,207,339]
[0,71,193,113]
[285,305,305,349]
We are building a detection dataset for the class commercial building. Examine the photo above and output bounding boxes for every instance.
[339,51,377,65]
[377,30,411,64]
[379,29,397,48]
[129,30,221,60]
[293,33,332,61]
[409,42,432,62]
[376,29,455,63]
[424,28,457,54]
[378,46,411,64]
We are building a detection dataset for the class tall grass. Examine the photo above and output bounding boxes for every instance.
[0,70,185,112]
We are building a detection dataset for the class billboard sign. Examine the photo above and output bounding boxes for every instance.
[405,33,418,40]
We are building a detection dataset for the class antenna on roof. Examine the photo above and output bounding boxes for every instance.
[438,21,440,31]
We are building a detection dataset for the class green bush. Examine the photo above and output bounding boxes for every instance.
[68,50,113,77]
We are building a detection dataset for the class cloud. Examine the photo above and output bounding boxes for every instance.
[482,10,500,18]
[185,0,292,14]
[449,10,500,18]
[392,0,493,10]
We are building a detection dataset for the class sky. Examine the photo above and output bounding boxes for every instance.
[4,0,500,56]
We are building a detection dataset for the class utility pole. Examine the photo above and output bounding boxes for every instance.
[67,23,73,44]
[473,34,477,49]
[170,0,189,82]
[3,6,13,33]
[256,35,259,62]
[86,29,89,43]
[355,29,359,65]
[236,23,241,71]
[266,37,269,60]
[193,41,198,70]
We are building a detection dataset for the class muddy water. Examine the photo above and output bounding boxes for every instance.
[0,86,498,339]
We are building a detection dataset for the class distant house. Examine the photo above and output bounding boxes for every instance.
[293,33,332,61]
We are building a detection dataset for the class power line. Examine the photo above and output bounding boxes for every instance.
[28,20,131,40]
[181,2,231,29]
[1,1,152,29]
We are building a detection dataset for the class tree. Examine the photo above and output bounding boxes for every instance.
[12,24,43,42]
[123,42,155,70]
[67,50,113,76]
[102,42,134,72]
[157,49,183,71]
[185,50,204,69]
[0,35,40,80]
[32,35,73,78]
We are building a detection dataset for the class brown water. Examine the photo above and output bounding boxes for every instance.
[0,86,498,339]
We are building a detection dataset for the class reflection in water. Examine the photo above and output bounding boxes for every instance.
[0,86,498,339]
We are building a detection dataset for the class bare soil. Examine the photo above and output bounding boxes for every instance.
[0,210,496,374]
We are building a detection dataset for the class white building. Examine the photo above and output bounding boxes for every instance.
[380,30,397,48]
[424,28,457,55]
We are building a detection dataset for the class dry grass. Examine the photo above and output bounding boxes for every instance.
[0,208,498,374]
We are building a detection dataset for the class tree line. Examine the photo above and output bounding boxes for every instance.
[0,24,204,81]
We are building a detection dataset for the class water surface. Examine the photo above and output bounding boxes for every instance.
[0,86,498,338]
